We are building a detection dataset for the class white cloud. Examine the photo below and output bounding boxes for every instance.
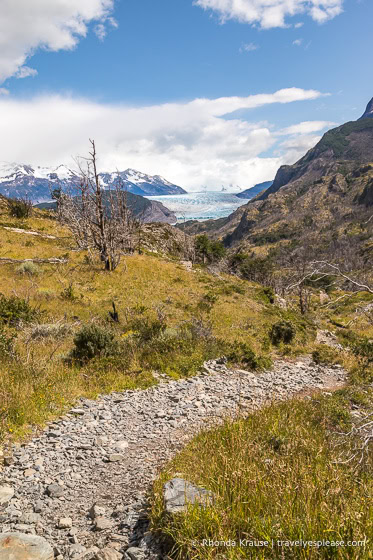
[194,0,344,29]
[294,22,304,28]
[293,38,303,46]
[0,0,115,82]
[279,120,335,135]
[240,42,259,52]
[0,88,9,95]
[16,66,38,79]
[0,88,328,190]
[279,134,323,162]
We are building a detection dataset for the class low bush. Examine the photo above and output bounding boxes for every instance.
[71,324,118,363]
[226,341,271,370]
[0,294,39,327]
[7,197,33,218]
[195,235,226,263]
[27,322,73,341]
[16,262,40,276]
[312,344,338,365]
[269,320,296,345]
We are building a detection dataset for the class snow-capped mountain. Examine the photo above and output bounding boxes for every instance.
[0,162,186,202]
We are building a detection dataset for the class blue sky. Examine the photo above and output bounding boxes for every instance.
[0,0,371,190]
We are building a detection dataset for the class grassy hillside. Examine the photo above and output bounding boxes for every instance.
[151,389,373,559]
[0,203,325,441]
[0,197,372,558]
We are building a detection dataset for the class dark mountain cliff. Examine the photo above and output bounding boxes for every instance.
[359,96,373,119]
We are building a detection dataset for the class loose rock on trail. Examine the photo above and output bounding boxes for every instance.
[0,357,346,559]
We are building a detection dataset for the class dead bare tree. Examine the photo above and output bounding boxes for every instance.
[58,140,138,271]
[334,412,373,468]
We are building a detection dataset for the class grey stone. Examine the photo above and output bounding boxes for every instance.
[58,517,73,529]
[20,512,41,524]
[33,500,44,513]
[89,503,107,519]
[23,468,37,477]
[107,454,124,463]
[125,548,146,560]
[46,484,63,498]
[0,485,14,505]
[93,548,122,560]
[164,478,213,513]
[94,517,112,531]
[0,532,54,559]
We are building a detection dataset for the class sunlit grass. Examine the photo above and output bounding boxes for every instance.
[151,393,373,559]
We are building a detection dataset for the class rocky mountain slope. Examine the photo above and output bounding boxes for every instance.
[182,98,373,263]
[0,163,186,202]
[36,191,177,225]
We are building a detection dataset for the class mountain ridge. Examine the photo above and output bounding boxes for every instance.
[0,162,186,202]
[236,181,273,199]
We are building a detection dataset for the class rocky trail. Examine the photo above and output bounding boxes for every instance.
[0,357,346,560]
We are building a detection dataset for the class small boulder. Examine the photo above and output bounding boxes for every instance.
[93,548,122,560]
[89,503,106,519]
[94,517,112,531]
[125,548,145,560]
[107,454,124,463]
[46,483,63,498]
[58,517,73,529]
[164,478,213,514]
[0,485,14,505]
[0,532,53,559]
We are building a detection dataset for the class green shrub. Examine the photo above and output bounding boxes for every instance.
[352,336,373,365]
[226,341,271,370]
[0,294,39,326]
[269,320,296,345]
[312,344,337,365]
[230,253,274,285]
[195,235,226,263]
[259,286,275,304]
[196,292,218,314]
[71,324,118,363]
[60,283,77,301]
[16,262,40,276]
[130,317,167,342]
[7,197,33,218]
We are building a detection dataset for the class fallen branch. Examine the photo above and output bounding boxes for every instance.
[0,257,68,264]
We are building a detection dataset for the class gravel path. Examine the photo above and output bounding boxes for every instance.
[0,357,346,560]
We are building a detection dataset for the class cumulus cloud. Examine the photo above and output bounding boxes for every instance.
[293,38,303,46]
[194,0,344,29]
[0,88,328,190]
[0,0,115,82]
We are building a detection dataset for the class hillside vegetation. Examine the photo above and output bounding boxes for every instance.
[0,190,372,559]
[0,199,322,440]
